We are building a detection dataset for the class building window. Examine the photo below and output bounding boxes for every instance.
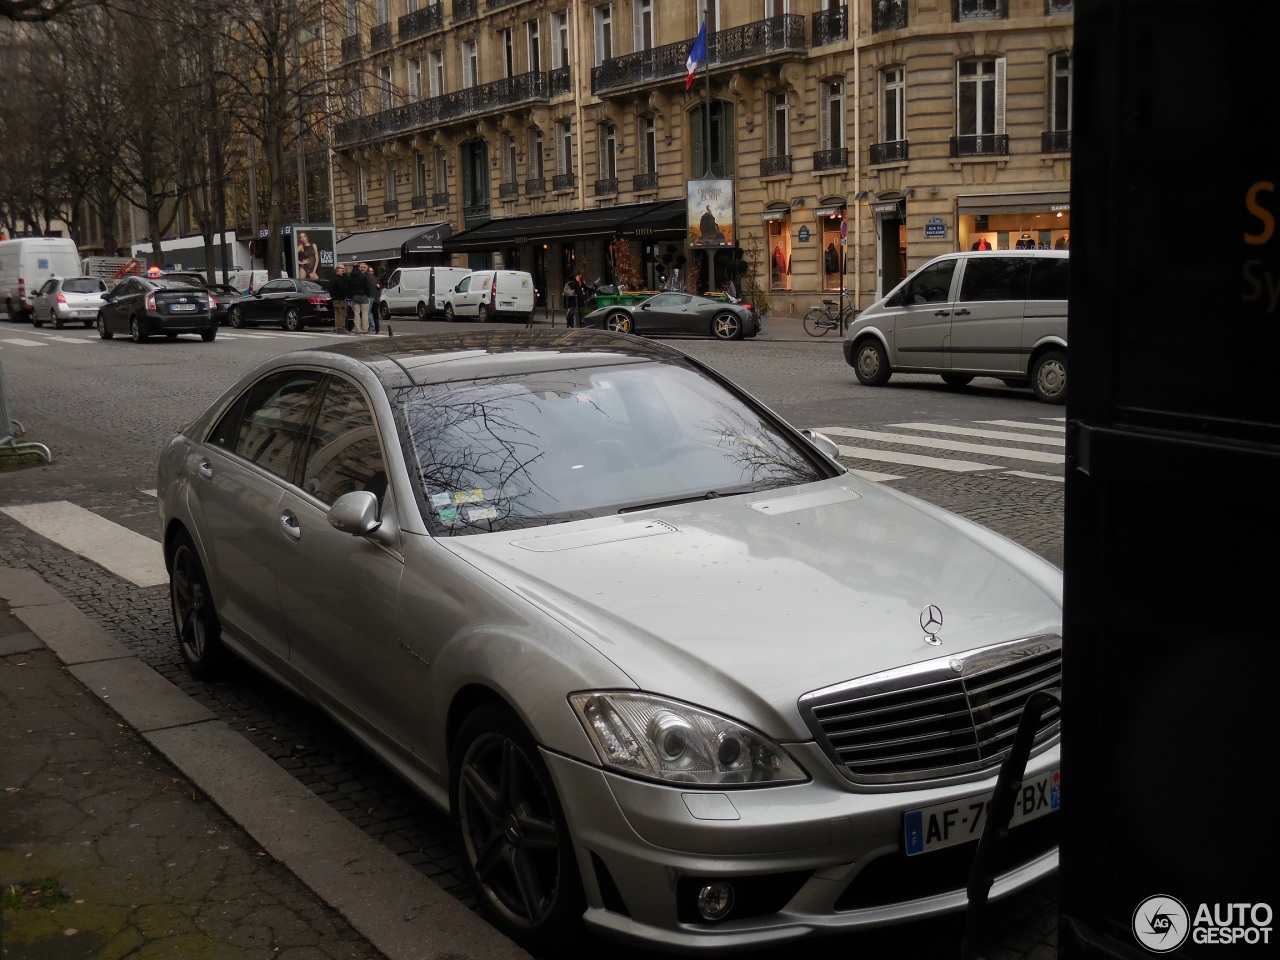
[957,0,1006,20]
[639,115,656,174]
[766,90,788,158]
[501,133,517,185]
[345,0,359,35]
[433,147,447,197]
[882,66,905,143]
[462,39,478,87]
[766,0,789,16]
[356,164,367,205]
[384,157,397,204]
[406,57,422,101]
[429,50,444,97]
[375,0,388,24]
[348,83,362,118]
[958,57,1005,137]
[528,128,544,179]
[378,65,393,111]
[502,28,515,78]
[698,0,719,33]
[526,18,541,74]
[556,120,573,177]
[767,217,792,292]
[634,0,654,51]
[690,101,735,178]
[593,3,613,66]
[416,154,428,196]
[599,123,616,179]
[553,11,570,68]
[820,78,844,150]
[1049,49,1072,135]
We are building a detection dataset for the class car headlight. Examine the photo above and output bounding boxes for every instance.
[569,692,807,787]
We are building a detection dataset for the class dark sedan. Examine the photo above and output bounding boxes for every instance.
[227,278,332,331]
[97,276,215,343]
[206,283,246,326]
[581,292,760,341]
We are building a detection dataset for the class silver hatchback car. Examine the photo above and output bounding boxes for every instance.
[31,275,108,329]
[157,330,1063,953]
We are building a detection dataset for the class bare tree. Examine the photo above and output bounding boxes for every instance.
[0,0,96,22]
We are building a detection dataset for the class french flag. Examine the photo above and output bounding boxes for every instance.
[686,22,706,90]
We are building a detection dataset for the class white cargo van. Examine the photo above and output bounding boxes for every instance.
[0,237,82,322]
[226,269,271,295]
[438,269,535,323]
[377,265,471,322]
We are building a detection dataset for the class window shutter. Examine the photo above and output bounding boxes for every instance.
[766,94,777,157]
[819,83,831,149]
[994,56,1007,134]
[633,2,643,52]
[594,10,605,66]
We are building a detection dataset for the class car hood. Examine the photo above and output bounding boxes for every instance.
[440,478,1062,740]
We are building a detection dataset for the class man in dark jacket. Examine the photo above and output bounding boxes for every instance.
[363,263,382,333]
[330,264,350,333]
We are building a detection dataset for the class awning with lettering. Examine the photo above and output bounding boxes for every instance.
[334,222,451,263]
[443,199,685,252]
[956,192,1071,215]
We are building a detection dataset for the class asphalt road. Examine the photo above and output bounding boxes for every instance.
[0,317,1064,959]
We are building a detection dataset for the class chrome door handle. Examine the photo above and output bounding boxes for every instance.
[280,512,301,540]
[953,308,971,316]
[934,310,951,317]
[196,459,213,480]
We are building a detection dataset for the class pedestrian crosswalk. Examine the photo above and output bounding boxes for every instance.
[0,327,349,350]
[814,418,1066,483]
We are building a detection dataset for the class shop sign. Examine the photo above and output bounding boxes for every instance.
[798,225,811,242]
[871,201,902,215]
[924,216,947,239]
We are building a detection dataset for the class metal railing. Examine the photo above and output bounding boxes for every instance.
[549,65,571,96]
[760,154,791,176]
[431,192,449,208]
[453,0,476,21]
[632,172,658,192]
[499,181,519,198]
[1042,129,1071,152]
[870,139,909,164]
[525,177,545,196]
[594,178,618,197]
[335,70,549,145]
[354,204,369,219]
[341,34,361,61]
[813,147,849,170]
[370,22,391,51]
[552,172,574,191]
[1046,0,1074,11]
[383,200,398,214]
[813,4,848,45]
[591,15,806,95]
[951,134,1009,157]
[873,0,908,32]
[399,3,443,41]
[411,194,429,210]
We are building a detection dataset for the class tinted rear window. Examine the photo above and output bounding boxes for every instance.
[957,257,1032,302]
[63,278,105,293]
[1027,258,1070,300]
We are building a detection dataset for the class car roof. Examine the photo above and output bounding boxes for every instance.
[278,329,692,389]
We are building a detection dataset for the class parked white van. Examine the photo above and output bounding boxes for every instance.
[226,269,271,295]
[378,265,471,323]
[842,249,1069,404]
[0,237,82,322]
[438,269,536,324]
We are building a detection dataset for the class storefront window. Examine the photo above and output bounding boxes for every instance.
[959,208,1070,251]
[766,218,792,292]
[819,209,846,292]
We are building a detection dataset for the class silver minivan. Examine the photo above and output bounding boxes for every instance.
[842,249,1068,403]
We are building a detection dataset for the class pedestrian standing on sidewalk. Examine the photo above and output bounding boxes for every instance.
[350,263,373,334]
[359,263,381,334]
[330,264,350,333]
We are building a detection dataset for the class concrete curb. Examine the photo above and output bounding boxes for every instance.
[0,566,531,960]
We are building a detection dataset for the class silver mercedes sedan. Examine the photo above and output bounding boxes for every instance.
[156,329,1063,953]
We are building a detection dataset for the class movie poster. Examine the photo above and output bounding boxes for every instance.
[687,179,735,248]
[291,225,336,282]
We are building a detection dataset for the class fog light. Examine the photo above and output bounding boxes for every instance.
[696,881,734,921]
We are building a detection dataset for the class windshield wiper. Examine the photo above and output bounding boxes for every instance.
[618,490,729,514]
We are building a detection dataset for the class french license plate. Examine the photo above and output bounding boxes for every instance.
[903,769,1060,856]
[78,310,94,317]
[170,303,197,312]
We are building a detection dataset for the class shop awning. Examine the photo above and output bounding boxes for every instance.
[956,192,1071,214]
[443,199,685,252]
[335,222,451,263]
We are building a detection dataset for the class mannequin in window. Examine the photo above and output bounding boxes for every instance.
[971,237,992,251]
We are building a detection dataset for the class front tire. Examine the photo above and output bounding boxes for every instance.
[130,316,146,342]
[711,311,743,340]
[445,303,456,322]
[417,301,429,321]
[170,531,225,680]
[96,313,113,339]
[282,306,303,331]
[451,704,584,952]
[229,305,245,328]
[1031,349,1067,404]
[852,337,892,386]
[378,302,390,325]
[802,308,833,337]
[604,311,632,333]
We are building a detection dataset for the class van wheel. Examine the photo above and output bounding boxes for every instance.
[379,302,390,325]
[852,338,891,386]
[445,304,456,322]
[480,304,494,323]
[1031,350,1067,404]
[417,301,429,321]
[941,374,973,388]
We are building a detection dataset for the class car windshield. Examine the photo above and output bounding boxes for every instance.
[62,278,104,294]
[398,360,827,535]
[299,280,327,294]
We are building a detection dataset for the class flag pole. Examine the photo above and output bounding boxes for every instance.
[703,21,715,294]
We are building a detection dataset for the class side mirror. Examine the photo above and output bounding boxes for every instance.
[801,429,844,466]
[101,293,116,302]
[328,490,381,537]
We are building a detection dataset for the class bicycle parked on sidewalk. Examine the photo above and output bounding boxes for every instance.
[802,298,859,337]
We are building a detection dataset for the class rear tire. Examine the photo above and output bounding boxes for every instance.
[605,311,632,333]
[803,308,834,337]
[1031,349,1067,404]
[201,327,216,342]
[170,531,225,680]
[852,337,891,386]
[282,306,303,331]
[53,316,64,330]
[130,316,146,342]
[229,305,245,328]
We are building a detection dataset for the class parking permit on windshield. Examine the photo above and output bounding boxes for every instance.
[904,769,1060,856]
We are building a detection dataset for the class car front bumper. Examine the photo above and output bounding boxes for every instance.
[544,741,1060,950]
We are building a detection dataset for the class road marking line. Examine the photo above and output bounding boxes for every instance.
[848,468,904,482]
[818,426,1064,464]
[0,501,167,588]
[978,419,1066,433]
[889,422,1064,447]
[836,445,992,472]
[48,336,90,344]
[1004,470,1065,483]
[0,338,49,347]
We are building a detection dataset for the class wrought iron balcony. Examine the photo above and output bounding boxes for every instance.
[813,4,848,45]
[411,194,429,210]
[633,172,658,192]
[486,0,518,8]
[552,173,574,191]
[870,139,909,164]
[549,66,571,97]
[382,200,398,214]
[431,192,449,208]
[354,204,369,219]
[399,3,442,41]
[1042,129,1071,153]
[813,147,849,171]
[525,177,545,196]
[592,15,806,95]
[1045,0,1073,12]
[873,0,908,32]
[463,200,489,228]
[341,34,361,61]
[760,155,791,177]
[499,181,519,199]
[335,71,549,145]
[594,178,618,197]
[950,134,1009,157]
[371,22,391,52]
[954,0,1007,22]
[453,0,476,21]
